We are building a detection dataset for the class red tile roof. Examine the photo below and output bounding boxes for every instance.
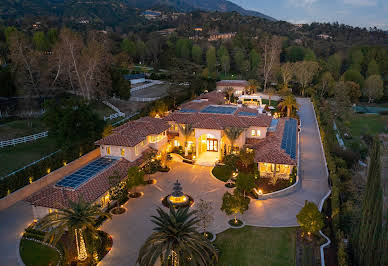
[216,80,249,87]
[163,112,272,130]
[179,91,225,111]
[95,117,169,147]
[25,156,145,209]
[246,118,298,165]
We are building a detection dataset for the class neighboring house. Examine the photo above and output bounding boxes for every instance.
[216,80,249,96]
[208,32,236,41]
[124,73,146,85]
[317,34,332,40]
[142,10,162,20]
[26,92,298,219]
[156,28,176,36]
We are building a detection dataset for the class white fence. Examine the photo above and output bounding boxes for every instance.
[0,131,48,148]
[130,80,163,92]
[104,112,125,121]
[102,101,125,121]
[130,96,163,102]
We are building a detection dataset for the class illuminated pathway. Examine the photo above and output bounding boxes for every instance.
[100,98,330,266]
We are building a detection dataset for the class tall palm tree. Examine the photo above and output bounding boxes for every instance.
[277,95,299,117]
[224,127,244,154]
[37,198,111,261]
[137,207,217,266]
[178,123,194,156]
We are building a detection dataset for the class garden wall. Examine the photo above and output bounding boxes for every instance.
[0,148,100,211]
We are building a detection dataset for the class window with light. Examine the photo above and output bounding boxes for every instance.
[121,148,125,156]
[106,147,111,155]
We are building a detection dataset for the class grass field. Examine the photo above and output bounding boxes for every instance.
[262,99,279,107]
[214,226,296,266]
[337,113,388,143]
[0,119,47,140]
[20,238,60,266]
[0,136,58,176]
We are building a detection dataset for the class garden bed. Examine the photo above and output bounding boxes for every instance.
[254,177,295,195]
[110,207,126,215]
[228,219,243,227]
[129,191,143,198]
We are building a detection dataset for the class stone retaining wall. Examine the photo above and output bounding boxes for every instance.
[0,149,100,211]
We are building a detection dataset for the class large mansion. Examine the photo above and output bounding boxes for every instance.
[26,88,298,220]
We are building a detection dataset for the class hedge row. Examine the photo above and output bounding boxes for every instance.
[0,144,95,198]
[312,95,350,265]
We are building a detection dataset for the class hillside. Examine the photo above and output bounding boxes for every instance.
[0,0,275,22]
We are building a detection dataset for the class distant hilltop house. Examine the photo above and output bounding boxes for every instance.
[142,10,162,20]
[78,19,90,24]
[156,28,176,36]
[124,73,146,85]
[171,12,185,20]
[317,34,332,40]
[32,22,41,29]
[208,32,236,42]
[194,27,203,32]
[216,80,249,96]
[293,23,305,28]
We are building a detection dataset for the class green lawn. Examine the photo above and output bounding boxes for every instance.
[214,226,296,266]
[337,113,388,143]
[89,101,115,120]
[20,238,61,266]
[0,119,47,140]
[262,99,279,107]
[0,137,58,176]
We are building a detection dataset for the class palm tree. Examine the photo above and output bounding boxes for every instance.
[245,79,259,94]
[178,123,194,156]
[223,87,234,103]
[37,198,111,261]
[137,207,217,266]
[278,95,299,117]
[224,127,244,154]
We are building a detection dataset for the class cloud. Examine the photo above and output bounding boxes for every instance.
[343,0,378,6]
[287,0,318,7]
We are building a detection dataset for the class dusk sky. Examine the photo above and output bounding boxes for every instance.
[229,0,388,30]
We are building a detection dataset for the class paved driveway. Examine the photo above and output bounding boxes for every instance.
[0,98,329,266]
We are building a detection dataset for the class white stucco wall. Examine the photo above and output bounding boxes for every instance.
[216,85,246,96]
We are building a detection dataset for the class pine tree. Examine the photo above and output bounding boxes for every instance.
[355,137,384,266]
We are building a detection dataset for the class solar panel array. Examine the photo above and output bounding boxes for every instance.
[56,157,117,189]
[200,105,237,114]
[237,111,258,117]
[268,119,279,132]
[281,119,297,159]
[179,109,197,113]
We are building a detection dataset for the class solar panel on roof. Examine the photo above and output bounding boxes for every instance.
[179,109,197,113]
[200,105,237,114]
[281,119,297,159]
[56,157,117,189]
[237,111,257,117]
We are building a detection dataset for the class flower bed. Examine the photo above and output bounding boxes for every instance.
[110,207,126,215]
[228,219,243,227]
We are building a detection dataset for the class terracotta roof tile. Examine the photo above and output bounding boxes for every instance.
[246,118,298,165]
[96,117,169,147]
[25,155,146,209]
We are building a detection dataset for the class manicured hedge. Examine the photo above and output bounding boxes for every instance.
[0,144,94,198]
[312,95,351,264]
